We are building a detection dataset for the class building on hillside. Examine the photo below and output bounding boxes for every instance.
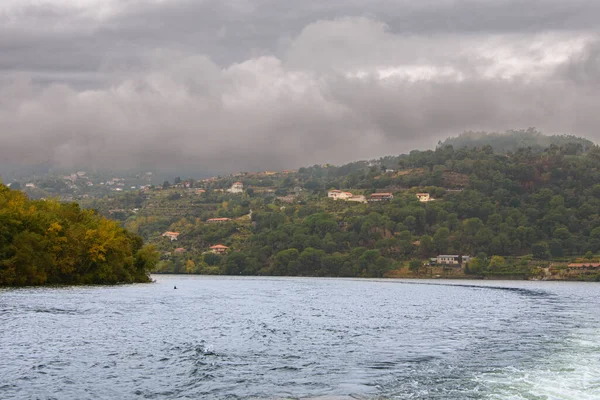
[174,248,186,254]
[206,218,231,223]
[277,195,296,203]
[228,182,244,194]
[328,190,353,200]
[368,193,394,202]
[162,231,180,241]
[416,193,431,202]
[568,263,600,271]
[347,195,367,204]
[210,244,229,254]
[195,189,206,194]
[434,255,471,266]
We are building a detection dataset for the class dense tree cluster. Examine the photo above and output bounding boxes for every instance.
[0,184,158,286]
[439,128,593,154]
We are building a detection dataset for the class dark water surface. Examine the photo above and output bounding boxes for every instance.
[1,276,599,399]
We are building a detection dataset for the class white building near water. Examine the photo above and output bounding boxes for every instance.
[435,255,471,265]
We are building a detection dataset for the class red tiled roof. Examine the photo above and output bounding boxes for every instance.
[210,244,229,249]
[568,263,600,268]
[371,193,393,196]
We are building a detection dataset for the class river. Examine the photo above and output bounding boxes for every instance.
[1,276,599,399]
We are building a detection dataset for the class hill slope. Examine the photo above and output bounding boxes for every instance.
[85,136,600,280]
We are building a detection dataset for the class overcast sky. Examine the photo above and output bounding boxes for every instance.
[1,0,599,173]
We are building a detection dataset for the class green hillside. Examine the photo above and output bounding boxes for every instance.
[83,134,600,280]
[439,128,594,154]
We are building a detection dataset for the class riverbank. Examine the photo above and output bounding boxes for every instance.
[151,268,599,282]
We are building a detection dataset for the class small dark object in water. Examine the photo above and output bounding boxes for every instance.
[174,286,177,289]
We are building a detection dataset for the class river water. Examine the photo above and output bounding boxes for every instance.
[1,276,599,399]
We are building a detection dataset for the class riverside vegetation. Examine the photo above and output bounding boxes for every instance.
[0,184,158,286]
[75,130,600,281]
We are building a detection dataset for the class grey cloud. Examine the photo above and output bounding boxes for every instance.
[2,2,600,174]
[3,0,600,82]
[2,37,600,174]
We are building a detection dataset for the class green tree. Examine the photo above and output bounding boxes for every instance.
[433,227,450,254]
[488,255,505,270]
[409,260,422,272]
[532,243,550,260]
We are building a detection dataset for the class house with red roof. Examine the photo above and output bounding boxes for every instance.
[161,231,180,241]
[369,193,394,202]
[228,182,244,194]
[206,218,231,223]
[209,244,229,254]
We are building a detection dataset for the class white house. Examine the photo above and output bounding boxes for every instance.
[328,190,353,200]
[347,195,367,204]
[228,182,244,194]
[435,255,471,265]
[416,193,431,202]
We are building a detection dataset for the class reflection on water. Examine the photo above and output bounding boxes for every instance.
[1,276,599,399]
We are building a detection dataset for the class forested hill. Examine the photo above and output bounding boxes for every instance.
[86,138,600,280]
[438,129,594,154]
[0,184,158,286]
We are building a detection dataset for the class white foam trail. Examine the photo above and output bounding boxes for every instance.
[478,328,600,400]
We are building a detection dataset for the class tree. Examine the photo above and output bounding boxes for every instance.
[409,260,422,272]
[274,249,299,275]
[297,247,325,275]
[419,235,433,257]
[185,259,196,274]
[224,252,249,275]
[532,243,550,260]
[0,184,156,286]
[203,252,222,266]
[433,227,450,254]
[466,257,484,274]
[488,255,505,270]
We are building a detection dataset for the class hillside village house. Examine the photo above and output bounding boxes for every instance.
[369,193,394,202]
[433,255,471,266]
[328,190,353,200]
[568,263,600,271]
[161,231,180,241]
[206,218,231,223]
[328,190,367,203]
[228,182,244,194]
[210,244,229,254]
[347,195,367,203]
[416,193,431,202]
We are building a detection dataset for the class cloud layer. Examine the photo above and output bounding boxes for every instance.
[1,1,600,173]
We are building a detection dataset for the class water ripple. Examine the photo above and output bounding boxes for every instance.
[1,277,599,399]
